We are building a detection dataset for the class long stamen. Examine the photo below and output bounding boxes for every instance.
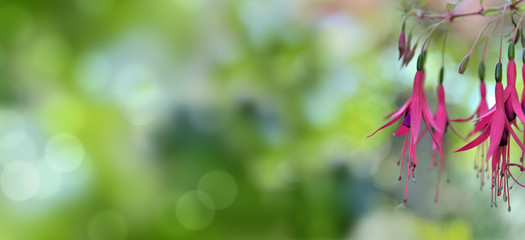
[399,133,409,181]
[403,135,413,205]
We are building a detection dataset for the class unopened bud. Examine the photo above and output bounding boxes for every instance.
[406,49,415,65]
[459,55,470,74]
[402,34,412,64]
[478,62,485,82]
[509,43,515,60]
[439,67,444,84]
[495,62,502,82]
[398,23,406,60]
[398,33,406,59]
[416,51,426,71]
[403,42,416,67]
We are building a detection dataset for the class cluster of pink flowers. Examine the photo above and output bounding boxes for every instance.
[369,1,525,211]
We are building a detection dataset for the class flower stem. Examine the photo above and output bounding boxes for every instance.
[416,0,524,20]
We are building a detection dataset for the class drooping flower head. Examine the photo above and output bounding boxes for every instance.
[520,48,525,162]
[371,0,525,209]
[452,62,490,186]
[503,43,525,124]
[429,68,465,202]
[369,52,441,204]
[456,62,525,211]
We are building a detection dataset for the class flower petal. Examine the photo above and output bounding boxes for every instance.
[455,126,490,152]
[368,112,405,137]
[394,124,409,136]
[486,110,505,161]
[386,97,411,119]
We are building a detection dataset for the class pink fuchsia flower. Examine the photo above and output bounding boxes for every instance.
[451,62,490,186]
[502,43,525,124]
[520,50,525,162]
[456,62,525,210]
[429,68,465,202]
[467,44,525,132]
[369,53,441,204]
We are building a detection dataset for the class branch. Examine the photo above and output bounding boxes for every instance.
[416,0,524,20]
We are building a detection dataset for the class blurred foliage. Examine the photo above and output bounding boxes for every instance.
[0,0,524,239]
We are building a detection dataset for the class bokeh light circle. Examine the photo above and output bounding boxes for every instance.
[45,133,85,173]
[197,170,237,210]
[175,191,215,230]
[34,160,63,199]
[0,110,26,150]
[1,161,40,201]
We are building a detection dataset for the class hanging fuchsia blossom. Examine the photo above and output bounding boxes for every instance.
[430,80,448,202]
[456,62,525,211]
[429,68,465,202]
[521,50,525,162]
[371,0,525,208]
[503,43,525,124]
[452,62,490,185]
[369,53,441,204]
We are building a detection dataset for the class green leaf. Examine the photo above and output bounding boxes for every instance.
[518,5,525,11]
[419,0,427,7]
[482,7,501,15]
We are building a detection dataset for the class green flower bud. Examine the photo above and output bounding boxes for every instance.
[439,67,444,84]
[478,62,485,82]
[416,51,426,71]
[495,62,502,83]
[459,56,470,74]
[509,43,515,60]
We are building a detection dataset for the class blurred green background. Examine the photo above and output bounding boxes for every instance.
[1,0,525,239]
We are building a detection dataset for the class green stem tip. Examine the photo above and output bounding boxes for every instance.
[459,55,470,74]
[478,62,485,82]
[509,43,515,60]
[495,62,502,83]
[439,67,444,84]
[417,51,426,71]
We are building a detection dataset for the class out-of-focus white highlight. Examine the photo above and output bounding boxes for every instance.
[45,133,85,173]
[0,110,26,150]
[114,65,164,125]
[1,161,40,201]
